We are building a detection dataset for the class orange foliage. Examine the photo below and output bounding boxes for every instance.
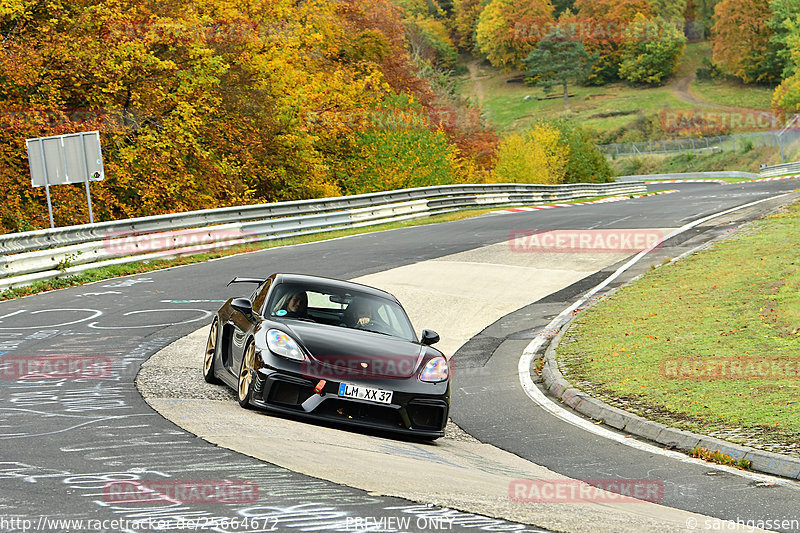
[0,0,496,233]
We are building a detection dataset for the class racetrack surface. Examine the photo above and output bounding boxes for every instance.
[1,180,799,532]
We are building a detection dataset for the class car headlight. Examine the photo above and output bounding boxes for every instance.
[266,329,304,361]
[419,356,448,382]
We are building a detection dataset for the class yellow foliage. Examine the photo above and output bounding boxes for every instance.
[492,124,567,184]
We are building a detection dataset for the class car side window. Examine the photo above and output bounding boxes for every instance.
[252,280,272,315]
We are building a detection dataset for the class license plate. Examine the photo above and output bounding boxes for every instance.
[338,382,393,404]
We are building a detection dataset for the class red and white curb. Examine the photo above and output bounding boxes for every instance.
[645,179,728,184]
[758,175,800,181]
[492,190,678,215]
[646,176,800,185]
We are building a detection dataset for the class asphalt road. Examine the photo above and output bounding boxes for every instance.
[1,179,799,533]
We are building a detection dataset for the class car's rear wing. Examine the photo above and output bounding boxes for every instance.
[227,277,267,287]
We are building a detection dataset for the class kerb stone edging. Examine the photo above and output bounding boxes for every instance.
[541,323,800,481]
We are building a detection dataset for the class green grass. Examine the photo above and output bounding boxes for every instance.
[610,145,784,176]
[457,41,779,139]
[558,202,800,448]
[674,42,707,79]
[458,62,693,134]
[687,42,776,111]
[691,79,775,112]
[0,194,633,301]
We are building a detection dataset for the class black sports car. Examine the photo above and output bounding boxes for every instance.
[203,273,450,439]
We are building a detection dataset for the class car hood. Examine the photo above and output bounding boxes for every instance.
[282,321,423,379]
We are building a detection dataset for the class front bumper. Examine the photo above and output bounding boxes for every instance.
[249,366,450,438]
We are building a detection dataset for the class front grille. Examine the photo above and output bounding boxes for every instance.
[266,380,314,407]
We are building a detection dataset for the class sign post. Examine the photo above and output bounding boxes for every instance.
[26,131,105,229]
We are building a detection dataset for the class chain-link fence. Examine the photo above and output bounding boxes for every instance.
[598,131,800,161]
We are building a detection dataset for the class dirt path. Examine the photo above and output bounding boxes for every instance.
[467,59,485,104]
[670,71,755,112]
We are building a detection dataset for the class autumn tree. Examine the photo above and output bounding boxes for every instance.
[404,15,458,68]
[649,0,688,22]
[712,0,780,84]
[524,26,596,108]
[569,0,653,83]
[453,0,483,49]
[493,123,568,184]
[475,0,555,70]
[0,0,492,232]
[772,47,800,111]
[573,0,652,21]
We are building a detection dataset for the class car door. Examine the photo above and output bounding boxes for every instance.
[229,279,273,375]
[222,281,261,375]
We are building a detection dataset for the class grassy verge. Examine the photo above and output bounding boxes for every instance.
[558,202,800,450]
[0,194,633,301]
[686,41,775,111]
[691,79,775,112]
[610,146,783,176]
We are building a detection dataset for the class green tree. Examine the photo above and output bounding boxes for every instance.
[523,27,596,108]
[694,0,721,31]
[650,0,688,22]
[768,0,800,78]
[552,121,613,183]
[771,9,800,111]
[552,0,575,17]
[618,15,687,85]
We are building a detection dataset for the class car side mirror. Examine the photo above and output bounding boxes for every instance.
[231,298,253,316]
[420,329,440,346]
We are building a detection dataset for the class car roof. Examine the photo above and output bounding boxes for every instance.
[273,273,400,303]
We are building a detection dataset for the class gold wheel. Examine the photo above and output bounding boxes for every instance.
[238,342,256,405]
[203,322,220,384]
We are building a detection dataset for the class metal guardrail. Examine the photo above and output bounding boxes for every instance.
[615,171,759,182]
[760,161,800,177]
[0,182,646,291]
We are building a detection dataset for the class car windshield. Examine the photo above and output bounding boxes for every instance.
[267,282,416,342]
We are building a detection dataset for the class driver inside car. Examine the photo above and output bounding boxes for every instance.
[345,297,373,328]
[283,291,308,318]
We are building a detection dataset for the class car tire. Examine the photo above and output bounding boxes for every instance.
[237,340,256,409]
[203,320,221,384]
